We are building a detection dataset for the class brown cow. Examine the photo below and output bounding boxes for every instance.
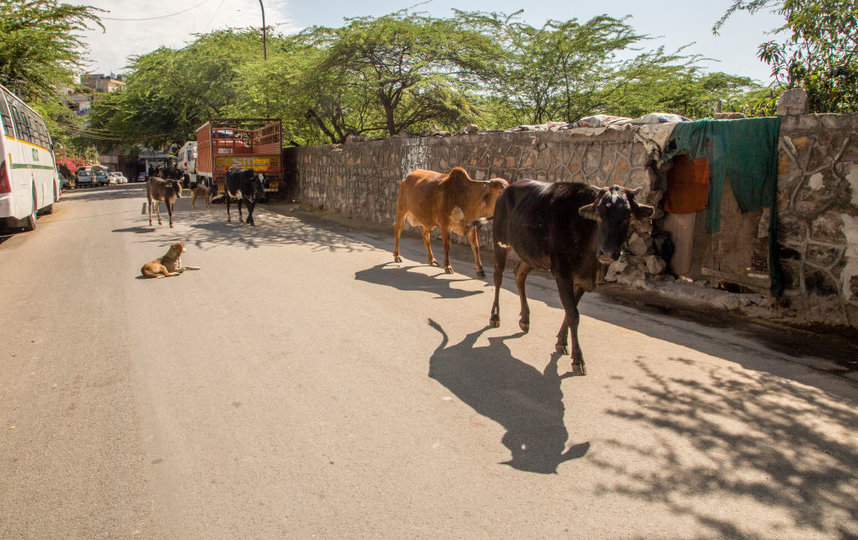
[146,176,182,228]
[393,167,509,277]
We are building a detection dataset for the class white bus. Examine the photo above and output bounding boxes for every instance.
[0,84,60,231]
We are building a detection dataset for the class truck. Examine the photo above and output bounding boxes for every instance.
[195,119,282,199]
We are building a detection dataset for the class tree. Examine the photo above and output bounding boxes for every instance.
[715,0,858,112]
[89,29,267,146]
[227,35,379,145]
[0,0,102,101]
[309,12,497,137]
[455,11,716,125]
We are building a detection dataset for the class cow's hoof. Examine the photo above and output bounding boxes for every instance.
[489,317,500,328]
[519,320,529,333]
[429,260,439,267]
[394,256,402,263]
[475,269,486,278]
[445,267,454,274]
[556,344,569,355]
[574,362,588,376]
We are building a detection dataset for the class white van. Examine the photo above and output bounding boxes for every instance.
[76,167,94,187]
[0,84,60,231]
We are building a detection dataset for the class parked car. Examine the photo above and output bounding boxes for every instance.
[59,173,71,190]
[110,172,128,184]
[95,170,109,186]
[77,168,94,187]
[137,172,147,183]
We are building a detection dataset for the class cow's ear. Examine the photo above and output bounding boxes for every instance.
[579,203,597,221]
[628,186,644,199]
[634,203,655,220]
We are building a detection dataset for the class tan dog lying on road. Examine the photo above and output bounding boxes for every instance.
[140,242,200,278]
[191,186,212,208]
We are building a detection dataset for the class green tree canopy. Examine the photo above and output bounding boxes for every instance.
[715,0,858,112]
[307,12,499,137]
[90,29,267,146]
[0,0,102,101]
[89,8,772,150]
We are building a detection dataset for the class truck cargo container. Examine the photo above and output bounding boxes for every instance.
[195,119,282,199]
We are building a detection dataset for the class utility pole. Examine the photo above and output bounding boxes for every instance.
[259,0,267,60]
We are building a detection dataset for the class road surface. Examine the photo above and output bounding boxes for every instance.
[1,184,856,538]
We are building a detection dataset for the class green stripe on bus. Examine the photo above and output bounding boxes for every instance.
[9,163,55,170]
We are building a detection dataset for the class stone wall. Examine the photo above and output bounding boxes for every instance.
[293,125,672,222]
[288,115,858,330]
[777,114,858,327]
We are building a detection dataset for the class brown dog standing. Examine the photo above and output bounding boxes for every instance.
[141,242,187,278]
[191,186,211,208]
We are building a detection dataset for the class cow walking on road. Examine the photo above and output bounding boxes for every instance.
[146,176,182,228]
[393,167,508,277]
[489,180,654,374]
[225,167,266,226]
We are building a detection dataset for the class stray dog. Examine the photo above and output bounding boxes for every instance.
[140,242,200,278]
[191,186,211,208]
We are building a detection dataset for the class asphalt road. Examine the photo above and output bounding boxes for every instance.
[2,184,857,538]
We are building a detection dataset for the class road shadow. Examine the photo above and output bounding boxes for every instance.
[111,194,376,254]
[427,318,589,473]
[354,263,481,299]
[113,226,156,234]
[63,183,147,201]
[593,356,858,538]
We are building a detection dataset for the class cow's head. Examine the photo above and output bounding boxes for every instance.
[480,178,510,216]
[246,173,266,202]
[171,179,182,198]
[578,186,654,264]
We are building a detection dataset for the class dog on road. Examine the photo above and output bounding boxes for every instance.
[140,242,200,278]
[191,186,212,208]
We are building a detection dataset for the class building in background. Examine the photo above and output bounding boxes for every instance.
[59,73,124,116]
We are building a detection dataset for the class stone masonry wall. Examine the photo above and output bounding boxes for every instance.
[777,114,858,327]
[294,125,671,225]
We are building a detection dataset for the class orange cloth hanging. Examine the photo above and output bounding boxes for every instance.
[664,154,710,214]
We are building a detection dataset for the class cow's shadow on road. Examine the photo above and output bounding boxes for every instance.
[355,263,481,299]
[427,319,589,473]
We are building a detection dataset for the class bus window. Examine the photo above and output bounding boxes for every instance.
[0,92,13,138]
[29,111,48,148]
[10,101,31,143]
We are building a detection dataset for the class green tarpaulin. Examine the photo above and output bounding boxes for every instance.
[666,117,783,297]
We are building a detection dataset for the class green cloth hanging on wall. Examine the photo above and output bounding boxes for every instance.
[665,117,783,297]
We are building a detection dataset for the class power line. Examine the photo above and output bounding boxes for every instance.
[100,0,214,22]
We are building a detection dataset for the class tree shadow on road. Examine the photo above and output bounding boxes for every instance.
[427,318,589,473]
[355,263,482,299]
[593,356,858,538]
[112,197,376,254]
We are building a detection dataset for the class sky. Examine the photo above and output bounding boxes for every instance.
[75,0,786,84]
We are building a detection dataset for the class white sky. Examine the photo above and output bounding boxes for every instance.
[75,0,786,83]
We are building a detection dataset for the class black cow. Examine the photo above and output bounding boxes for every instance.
[225,167,266,226]
[489,180,654,375]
